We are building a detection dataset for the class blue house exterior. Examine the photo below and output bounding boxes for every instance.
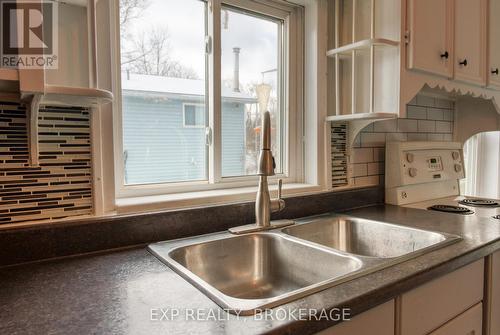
[121,73,256,185]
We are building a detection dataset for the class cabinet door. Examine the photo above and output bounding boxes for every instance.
[454,0,487,85]
[428,303,482,335]
[316,300,394,335]
[400,259,484,335]
[407,0,454,78]
[489,0,500,88]
[486,250,500,335]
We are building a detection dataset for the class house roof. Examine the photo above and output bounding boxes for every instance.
[121,72,257,103]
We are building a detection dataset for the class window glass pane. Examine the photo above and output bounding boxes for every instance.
[184,106,197,126]
[221,7,283,177]
[119,0,207,185]
[184,104,205,127]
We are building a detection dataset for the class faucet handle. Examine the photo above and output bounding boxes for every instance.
[271,179,285,213]
[277,179,282,199]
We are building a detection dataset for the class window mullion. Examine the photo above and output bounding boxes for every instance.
[208,0,223,184]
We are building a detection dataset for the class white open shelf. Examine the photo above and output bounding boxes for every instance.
[41,85,114,107]
[327,0,401,122]
[326,38,399,57]
[326,112,396,122]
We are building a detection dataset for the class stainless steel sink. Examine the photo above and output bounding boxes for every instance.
[149,232,362,314]
[149,213,461,315]
[282,215,451,258]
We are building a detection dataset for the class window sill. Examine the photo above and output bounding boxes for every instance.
[114,183,325,214]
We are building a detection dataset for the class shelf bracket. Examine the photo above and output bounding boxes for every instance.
[27,94,42,166]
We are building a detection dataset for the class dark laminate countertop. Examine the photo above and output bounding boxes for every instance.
[1,205,500,335]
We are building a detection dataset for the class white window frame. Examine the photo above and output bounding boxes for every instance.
[111,0,306,200]
[182,103,206,128]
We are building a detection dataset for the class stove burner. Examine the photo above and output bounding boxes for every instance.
[428,205,474,215]
[493,215,500,220]
[459,199,500,207]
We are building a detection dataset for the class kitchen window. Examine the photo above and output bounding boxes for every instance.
[114,0,304,198]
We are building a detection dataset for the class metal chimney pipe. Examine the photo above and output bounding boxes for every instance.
[233,47,240,92]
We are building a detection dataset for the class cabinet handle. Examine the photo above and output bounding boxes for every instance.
[440,51,449,59]
[459,59,468,66]
[492,68,499,75]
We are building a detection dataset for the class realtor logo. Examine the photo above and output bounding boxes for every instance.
[1,0,58,69]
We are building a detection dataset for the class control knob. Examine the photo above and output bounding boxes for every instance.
[408,168,418,177]
[454,164,462,173]
[452,151,460,160]
[406,153,414,163]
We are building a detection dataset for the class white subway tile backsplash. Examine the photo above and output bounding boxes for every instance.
[418,120,436,132]
[352,163,368,177]
[435,98,454,109]
[386,132,407,142]
[354,175,380,187]
[361,132,386,147]
[407,133,428,141]
[351,148,373,163]
[407,105,427,119]
[427,108,444,120]
[416,95,435,107]
[367,162,383,176]
[373,119,398,132]
[398,119,418,132]
[443,110,454,121]
[373,148,385,162]
[427,133,445,141]
[332,94,456,188]
[436,121,452,133]
[443,133,453,141]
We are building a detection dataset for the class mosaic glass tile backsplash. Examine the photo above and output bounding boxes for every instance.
[331,122,348,187]
[0,101,93,225]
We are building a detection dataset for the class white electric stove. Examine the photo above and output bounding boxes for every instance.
[385,141,500,220]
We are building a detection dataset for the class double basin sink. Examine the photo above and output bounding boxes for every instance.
[148,213,460,315]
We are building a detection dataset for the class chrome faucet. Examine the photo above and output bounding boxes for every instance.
[229,111,294,234]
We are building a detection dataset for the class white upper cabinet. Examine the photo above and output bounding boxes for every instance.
[489,0,500,88]
[326,0,500,126]
[407,0,454,78]
[454,0,487,86]
[407,0,488,86]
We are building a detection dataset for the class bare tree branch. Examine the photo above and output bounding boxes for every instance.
[122,26,199,79]
[119,0,200,79]
[120,0,150,29]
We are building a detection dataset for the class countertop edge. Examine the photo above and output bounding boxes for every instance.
[267,239,500,335]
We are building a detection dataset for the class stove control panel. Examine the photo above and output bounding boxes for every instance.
[399,149,463,184]
[385,142,464,205]
[386,142,465,189]
[426,156,443,171]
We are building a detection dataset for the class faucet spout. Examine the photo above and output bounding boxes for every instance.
[257,112,274,176]
[228,111,293,234]
[261,111,271,150]
[255,176,271,227]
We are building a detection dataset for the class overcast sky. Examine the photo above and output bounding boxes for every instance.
[122,0,279,89]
